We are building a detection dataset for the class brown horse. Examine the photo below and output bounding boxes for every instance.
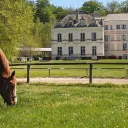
[0,49,17,105]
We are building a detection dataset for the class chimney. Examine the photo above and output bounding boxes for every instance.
[76,10,79,23]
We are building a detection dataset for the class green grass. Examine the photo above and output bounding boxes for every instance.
[0,83,128,128]
[10,59,128,78]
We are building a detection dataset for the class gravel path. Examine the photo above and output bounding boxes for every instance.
[17,77,128,85]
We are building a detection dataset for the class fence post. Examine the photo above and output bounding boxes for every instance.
[48,68,51,77]
[89,64,93,84]
[86,69,88,77]
[126,69,128,77]
[27,64,30,83]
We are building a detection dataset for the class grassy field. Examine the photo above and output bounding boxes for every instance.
[0,83,128,128]
[10,59,128,78]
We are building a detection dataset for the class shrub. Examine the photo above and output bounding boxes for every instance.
[81,57,91,60]
[33,55,39,60]
[43,56,51,60]
[118,56,122,59]
[55,56,60,60]
[97,56,107,59]
[108,55,117,59]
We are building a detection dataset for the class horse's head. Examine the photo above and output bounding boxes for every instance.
[0,71,17,105]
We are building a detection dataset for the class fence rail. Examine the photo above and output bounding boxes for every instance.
[10,62,128,84]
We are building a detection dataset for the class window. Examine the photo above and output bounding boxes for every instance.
[122,35,126,41]
[92,32,96,41]
[104,35,109,41]
[69,47,73,55]
[111,34,114,41]
[123,43,127,50]
[57,47,62,56]
[92,46,97,56]
[68,33,73,42]
[122,24,126,29]
[116,25,120,29]
[57,33,62,42]
[80,33,85,41]
[110,25,113,30]
[105,25,108,30]
[105,44,109,51]
[81,46,85,55]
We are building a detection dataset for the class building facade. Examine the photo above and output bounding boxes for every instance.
[104,14,128,59]
[51,11,104,59]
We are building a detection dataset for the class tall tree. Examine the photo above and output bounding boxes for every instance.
[35,0,55,23]
[106,0,121,14]
[120,0,128,13]
[81,0,105,15]
[40,22,51,47]
[33,18,43,47]
[52,6,68,21]
[0,0,34,60]
[33,18,51,48]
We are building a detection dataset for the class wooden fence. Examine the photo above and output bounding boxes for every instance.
[10,62,128,84]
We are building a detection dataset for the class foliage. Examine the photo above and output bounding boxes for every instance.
[81,0,105,14]
[33,18,43,47]
[33,18,52,48]
[35,0,55,23]
[105,0,121,14]
[120,0,128,13]
[26,0,36,13]
[0,0,34,60]
[52,6,68,21]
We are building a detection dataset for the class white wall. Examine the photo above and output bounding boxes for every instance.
[51,27,104,59]
[104,20,128,58]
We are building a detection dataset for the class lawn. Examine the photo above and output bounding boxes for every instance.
[10,59,128,78]
[0,83,128,128]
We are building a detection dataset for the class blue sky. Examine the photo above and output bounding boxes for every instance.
[33,0,125,8]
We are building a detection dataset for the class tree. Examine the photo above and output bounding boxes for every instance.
[81,0,105,15]
[0,0,34,60]
[52,6,68,21]
[120,0,128,13]
[35,0,55,23]
[40,22,51,47]
[26,0,36,14]
[33,18,43,47]
[106,0,121,14]
[33,18,52,48]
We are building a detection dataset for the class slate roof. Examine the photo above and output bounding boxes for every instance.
[104,14,128,21]
[54,10,102,28]
[88,20,101,27]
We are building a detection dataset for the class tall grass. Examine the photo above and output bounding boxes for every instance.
[0,83,128,128]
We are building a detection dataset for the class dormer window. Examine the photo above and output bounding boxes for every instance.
[80,16,86,26]
[68,16,73,27]
[69,22,73,27]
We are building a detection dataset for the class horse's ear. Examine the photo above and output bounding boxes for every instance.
[11,71,15,77]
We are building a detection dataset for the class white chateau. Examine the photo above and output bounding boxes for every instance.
[51,10,104,59]
[51,11,128,59]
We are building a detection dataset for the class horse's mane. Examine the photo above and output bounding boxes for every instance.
[0,49,11,78]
